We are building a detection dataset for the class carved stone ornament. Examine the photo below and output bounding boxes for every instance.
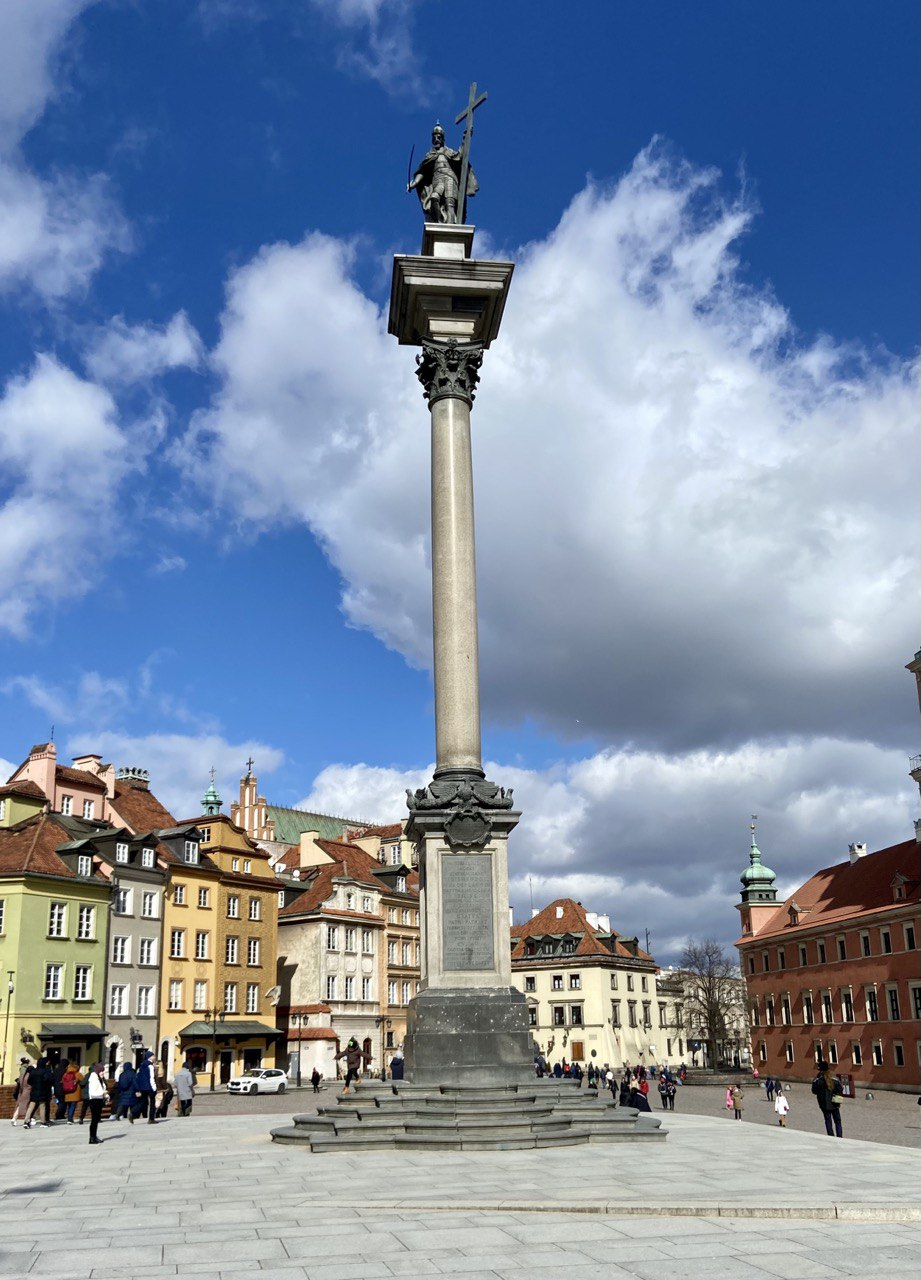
[415,338,484,407]
[406,770,514,849]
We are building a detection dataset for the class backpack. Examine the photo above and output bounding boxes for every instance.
[62,1071,77,1093]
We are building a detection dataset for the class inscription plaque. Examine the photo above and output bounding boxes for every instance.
[441,853,494,970]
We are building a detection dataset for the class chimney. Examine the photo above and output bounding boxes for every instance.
[555,905,564,920]
[530,907,540,919]
[598,913,611,932]
[116,766,150,791]
[586,910,599,930]
[508,907,514,926]
[848,842,867,864]
[292,868,301,880]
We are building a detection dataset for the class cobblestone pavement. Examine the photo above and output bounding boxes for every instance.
[1,1106,919,1280]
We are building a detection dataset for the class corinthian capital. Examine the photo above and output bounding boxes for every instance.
[415,338,484,408]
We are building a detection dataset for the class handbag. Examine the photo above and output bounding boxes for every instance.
[831,1093,844,1105]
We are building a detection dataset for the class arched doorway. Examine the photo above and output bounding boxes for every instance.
[362,1036,372,1066]
[108,1042,118,1077]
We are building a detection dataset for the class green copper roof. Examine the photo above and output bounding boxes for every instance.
[741,836,776,887]
[201,777,222,816]
[266,805,366,845]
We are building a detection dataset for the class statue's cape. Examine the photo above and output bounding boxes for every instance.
[413,146,478,197]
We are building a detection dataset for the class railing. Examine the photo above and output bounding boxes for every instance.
[909,755,921,774]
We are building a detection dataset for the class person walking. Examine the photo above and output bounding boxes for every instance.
[114,1061,137,1121]
[666,1078,677,1111]
[658,1077,669,1109]
[811,1060,843,1137]
[175,1063,195,1116]
[136,1051,157,1123]
[10,1057,33,1126]
[335,1039,368,1095]
[86,1063,107,1144]
[765,1076,775,1102]
[730,1084,744,1120]
[62,1062,83,1123]
[774,1089,790,1127]
[24,1056,53,1127]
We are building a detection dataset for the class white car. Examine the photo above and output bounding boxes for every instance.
[227,1068,288,1095]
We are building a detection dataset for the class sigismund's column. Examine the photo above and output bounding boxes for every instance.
[389,198,531,1090]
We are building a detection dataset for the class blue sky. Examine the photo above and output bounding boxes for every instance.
[0,1,917,962]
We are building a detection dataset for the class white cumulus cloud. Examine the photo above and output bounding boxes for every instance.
[85,312,204,385]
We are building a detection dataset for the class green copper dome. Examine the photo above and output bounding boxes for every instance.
[740,836,776,886]
[201,771,222,816]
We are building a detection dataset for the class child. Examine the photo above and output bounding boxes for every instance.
[774,1089,790,1127]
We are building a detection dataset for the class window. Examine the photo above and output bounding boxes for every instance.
[388,980,397,1005]
[528,1007,537,1027]
[195,931,209,960]
[227,895,239,919]
[345,893,354,910]
[752,1004,760,1026]
[837,936,846,961]
[906,925,917,951]
[552,974,563,991]
[569,974,581,989]
[73,965,92,1001]
[401,908,411,925]
[397,876,406,893]
[77,855,92,877]
[561,940,575,955]
[0,899,4,933]
[628,1001,637,1028]
[817,942,826,964]
[112,936,129,965]
[141,847,155,869]
[115,843,129,864]
[77,905,94,940]
[388,907,397,923]
[390,846,400,866]
[278,890,285,909]
[199,887,211,909]
[861,932,871,958]
[362,896,372,913]
[888,988,900,1021]
[387,941,397,963]
[247,938,260,966]
[747,956,755,975]
[894,1041,905,1067]
[871,1041,883,1066]
[0,799,4,821]
[183,841,199,865]
[611,1000,621,1027]
[571,1005,583,1026]
[109,984,127,1016]
[82,798,94,819]
[552,1006,565,1026]
[766,997,776,1026]
[641,976,648,992]
[822,992,833,1023]
[246,983,259,1014]
[168,980,183,1010]
[193,981,207,1011]
[326,926,338,950]
[141,891,157,918]
[243,860,251,875]
[345,928,356,952]
[225,937,238,965]
[627,975,635,991]
[198,827,211,844]
[778,948,786,971]
[401,981,410,1005]
[60,795,73,816]
[642,1001,652,1029]
[326,975,337,1001]
[761,951,770,973]
[913,986,921,1020]
[44,964,63,999]
[866,989,879,1022]
[170,929,185,959]
[785,1041,794,1063]
[828,1040,838,1064]
[361,929,373,954]
[173,884,186,906]
[231,858,239,872]
[758,1041,767,1063]
[137,986,154,1017]
[803,994,814,1024]
[851,1041,862,1066]
[881,929,892,955]
[114,888,130,915]
[781,996,791,1025]
[139,938,156,966]
[525,976,536,992]
[402,943,411,965]
[248,897,260,921]
[361,976,372,1001]
[798,944,808,966]
[224,983,237,1013]
[48,902,66,937]
[610,973,618,989]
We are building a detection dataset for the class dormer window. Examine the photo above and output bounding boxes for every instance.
[562,939,575,954]
[346,893,355,910]
[183,840,199,865]
[397,875,406,892]
[115,843,129,864]
[141,847,155,868]
[77,855,92,878]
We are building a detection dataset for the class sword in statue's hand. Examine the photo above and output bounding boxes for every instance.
[406,144,415,193]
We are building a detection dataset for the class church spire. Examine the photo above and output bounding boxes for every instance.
[201,766,222,816]
[739,814,777,903]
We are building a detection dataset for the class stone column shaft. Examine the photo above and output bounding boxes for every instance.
[430,394,482,775]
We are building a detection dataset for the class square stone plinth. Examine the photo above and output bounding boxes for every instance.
[404,985,533,1087]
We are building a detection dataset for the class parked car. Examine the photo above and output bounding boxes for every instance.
[227,1068,288,1095]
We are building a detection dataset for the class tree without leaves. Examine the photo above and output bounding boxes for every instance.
[679,938,746,1068]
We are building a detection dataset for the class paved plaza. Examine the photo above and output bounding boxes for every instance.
[1,1102,920,1280]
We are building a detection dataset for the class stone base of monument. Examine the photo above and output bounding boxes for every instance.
[270,1083,668,1152]
[403,986,533,1088]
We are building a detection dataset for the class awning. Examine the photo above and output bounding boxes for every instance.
[177,1020,283,1039]
[38,1023,105,1040]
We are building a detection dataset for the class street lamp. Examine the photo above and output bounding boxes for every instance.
[206,1007,227,1093]
[289,1013,303,1089]
[0,972,14,1085]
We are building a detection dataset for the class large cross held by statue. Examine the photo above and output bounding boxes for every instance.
[455,82,487,225]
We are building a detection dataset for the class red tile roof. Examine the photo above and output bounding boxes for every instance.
[0,779,46,800]
[287,1003,331,1015]
[360,823,403,839]
[109,783,177,834]
[0,814,80,878]
[55,765,107,792]
[287,1027,338,1041]
[511,898,654,963]
[745,839,920,940]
